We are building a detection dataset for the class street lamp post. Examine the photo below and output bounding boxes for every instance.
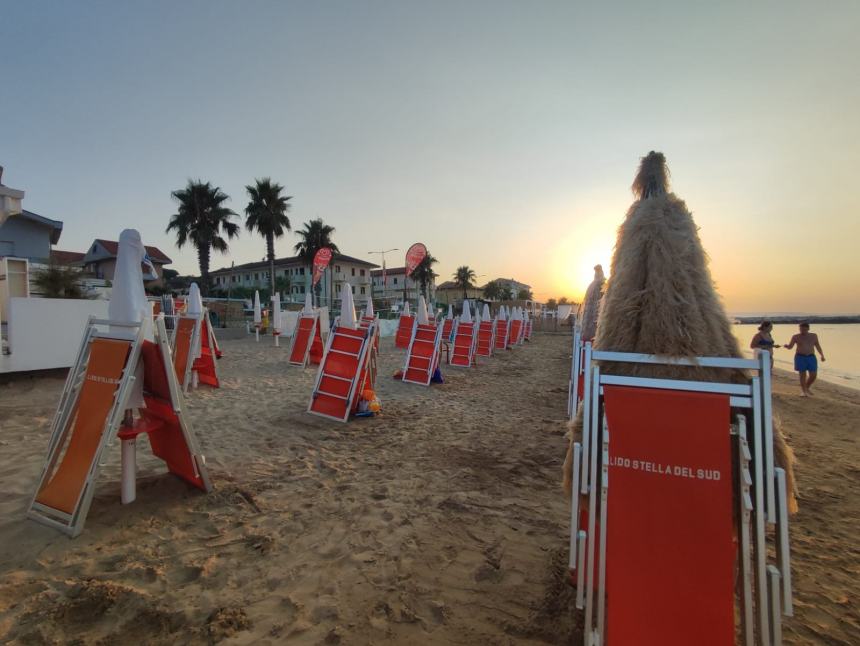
[368,248,398,313]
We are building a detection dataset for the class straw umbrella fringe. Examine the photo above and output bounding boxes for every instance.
[578,264,605,340]
[563,152,797,512]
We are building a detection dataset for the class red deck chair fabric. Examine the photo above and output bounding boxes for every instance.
[172,317,195,387]
[403,322,440,385]
[476,320,494,357]
[289,315,317,366]
[395,314,414,349]
[449,321,476,367]
[508,319,523,348]
[359,316,379,351]
[309,326,371,421]
[441,318,454,343]
[602,385,735,646]
[309,325,324,365]
[194,319,219,388]
[36,338,131,515]
[129,341,208,491]
[494,319,509,350]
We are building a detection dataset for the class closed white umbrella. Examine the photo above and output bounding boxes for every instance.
[460,299,472,323]
[303,291,314,314]
[272,292,282,346]
[365,298,374,318]
[109,229,153,411]
[339,283,357,329]
[446,304,453,319]
[402,301,410,316]
[417,295,430,325]
[482,304,491,320]
[253,290,262,341]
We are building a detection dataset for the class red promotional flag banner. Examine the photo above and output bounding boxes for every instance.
[312,247,333,287]
[404,243,427,278]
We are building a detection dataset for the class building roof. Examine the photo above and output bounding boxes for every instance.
[212,252,378,274]
[436,280,489,291]
[370,266,407,277]
[17,210,63,244]
[51,250,85,265]
[92,239,172,263]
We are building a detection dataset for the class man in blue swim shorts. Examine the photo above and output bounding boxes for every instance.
[784,322,826,397]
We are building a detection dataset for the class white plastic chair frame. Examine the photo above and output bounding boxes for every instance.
[568,344,792,646]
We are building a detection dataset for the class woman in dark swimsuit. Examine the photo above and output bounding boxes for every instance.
[750,320,778,364]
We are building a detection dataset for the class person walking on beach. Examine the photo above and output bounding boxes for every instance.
[750,320,779,365]
[784,322,826,396]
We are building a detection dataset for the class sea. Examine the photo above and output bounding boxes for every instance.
[731,323,860,390]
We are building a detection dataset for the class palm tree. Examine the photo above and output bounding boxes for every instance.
[453,265,477,301]
[33,265,87,299]
[294,218,340,305]
[483,279,501,300]
[166,180,239,294]
[411,253,438,300]
[245,178,292,293]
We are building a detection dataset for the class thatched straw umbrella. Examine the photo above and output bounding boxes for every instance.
[564,151,796,511]
[577,264,605,340]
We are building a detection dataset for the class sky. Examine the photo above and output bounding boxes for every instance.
[2,0,859,313]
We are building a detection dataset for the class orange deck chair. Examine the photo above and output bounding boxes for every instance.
[172,309,219,392]
[508,313,523,349]
[307,320,376,422]
[476,306,495,358]
[194,309,221,386]
[402,319,443,385]
[494,312,510,351]
[449,318,477,367]
[28,316,212,537]
[568,345,793,646]
[288,310,322,367]
[395,304,415,349]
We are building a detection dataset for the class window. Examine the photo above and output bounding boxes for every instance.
[300,267,305,275]
[244,273,250,281]
[360,269,365,277]
[300,286,305,293]
[254,273,259,280]
[351,285,355,293]
[393,277,398,285]
[360,286,366,295]
[335,265,341,273]
[351,267,355,276]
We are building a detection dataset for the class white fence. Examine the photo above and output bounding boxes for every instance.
[0,297,109,373]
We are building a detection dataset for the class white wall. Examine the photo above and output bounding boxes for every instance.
[0,297,109,373]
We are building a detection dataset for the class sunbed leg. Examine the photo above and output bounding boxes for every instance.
[775,468,793,616]
[569,442,582,571]
[575,530,587,609]
[737,416,755,646]
[767,565,782,645]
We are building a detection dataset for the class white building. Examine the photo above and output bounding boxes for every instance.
[211,253,378,306]
[371,266,435,307]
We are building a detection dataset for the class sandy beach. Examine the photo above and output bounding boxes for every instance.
[0,332,858,645]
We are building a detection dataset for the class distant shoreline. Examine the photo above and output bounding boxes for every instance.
[733,316,860,325]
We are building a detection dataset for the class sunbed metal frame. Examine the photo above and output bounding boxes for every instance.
[569,344,792,646]
[27,317,145,537]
